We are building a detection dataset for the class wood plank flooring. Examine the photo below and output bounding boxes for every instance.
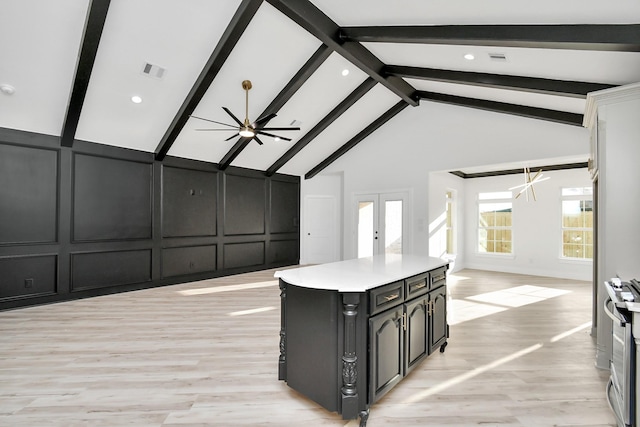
[0,268,616,426]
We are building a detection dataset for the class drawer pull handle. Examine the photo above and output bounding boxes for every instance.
[413,283,426,290]
[432,275,445,283]
[384,293,399,302]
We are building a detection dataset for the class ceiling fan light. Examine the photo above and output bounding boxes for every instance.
[239,128,254,138]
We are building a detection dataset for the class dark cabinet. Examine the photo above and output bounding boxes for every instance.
[405,296,428,373]
[278,258,449,426]
[429,284,448,353]
[369,276,448,404]
[370,306,404,402]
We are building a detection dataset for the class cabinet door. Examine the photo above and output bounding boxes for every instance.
[404,297,428,374]
[428,286,447,353]
[369,307,404,403]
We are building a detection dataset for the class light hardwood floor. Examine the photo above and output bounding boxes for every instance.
[0,268,616,426]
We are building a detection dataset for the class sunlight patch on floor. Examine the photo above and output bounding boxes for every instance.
[449,285,572,325]
[176,280,279,296]
[444,273,470,292]
[403,343,544,404]
[448,299,508,325]
[228,306,277,316]
[550,321,591,342]
[465,285,571,307]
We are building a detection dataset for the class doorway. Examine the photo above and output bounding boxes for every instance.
[355,192,409,258]
[304,196,338,264]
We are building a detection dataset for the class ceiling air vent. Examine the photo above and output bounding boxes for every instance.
[488,53,507,62]
[141,62,166,79]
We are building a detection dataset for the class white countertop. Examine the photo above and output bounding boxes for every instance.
[274,254,449,292]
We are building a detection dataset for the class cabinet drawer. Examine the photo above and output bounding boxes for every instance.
[430,266,447,288]
[405,273,429,299]
[369,280,404,315]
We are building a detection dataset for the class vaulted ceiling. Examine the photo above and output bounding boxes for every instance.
[1,0,638,178]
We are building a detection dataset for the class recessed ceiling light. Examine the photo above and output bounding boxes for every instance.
[341,69,349,76]
[274,137,281,142]
[131,95,143,104]
[464,53,475,61]
[0,84,16,95]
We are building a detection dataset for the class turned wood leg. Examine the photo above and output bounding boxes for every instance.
[278,280,287,380]
[341,293,360,418]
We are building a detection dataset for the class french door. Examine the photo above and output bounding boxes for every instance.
[355,192,408,258]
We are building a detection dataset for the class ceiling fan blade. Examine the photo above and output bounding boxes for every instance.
[259,127,300,131]
[253,113,277,127]
[222,107,244,127]
[256,130,292,141]
[224,133,240,142]
[195,129,238,131]
[253,135,264,145]
[190,115,237,128]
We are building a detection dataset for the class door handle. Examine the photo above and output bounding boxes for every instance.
[603,297,625,327]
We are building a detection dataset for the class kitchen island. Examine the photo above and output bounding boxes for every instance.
[275,254,449,426]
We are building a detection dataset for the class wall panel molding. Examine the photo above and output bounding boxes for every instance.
[0,254,57,301]
[72,153,153,242]
[70,249,152,292]
[0,144,59,245]
[162,166,218,238]
[162,245,217,278]
[224,241,265,269]
[0,132,300,310]
[223,174,266,236]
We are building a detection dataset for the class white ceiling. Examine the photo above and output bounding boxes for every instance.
[1,0,639,177]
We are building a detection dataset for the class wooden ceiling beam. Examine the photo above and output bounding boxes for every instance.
[60,0,111,148]
[340,24,640,52]
[451,162,588,179]
[416,90,583,126]
[154,0,263,161]
[384,65,615,98]
[266,0,419,106]
[218,44,332,169]
[305,100,410,179]
[266,77,377,176]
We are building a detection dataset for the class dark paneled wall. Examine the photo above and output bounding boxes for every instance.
[0,128,300,310]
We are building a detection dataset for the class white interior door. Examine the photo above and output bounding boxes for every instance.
[355,192,408,258]
[304,196,337,264]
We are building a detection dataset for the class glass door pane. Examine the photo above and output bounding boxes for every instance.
[384,200,402,254]
[358,200,375,258]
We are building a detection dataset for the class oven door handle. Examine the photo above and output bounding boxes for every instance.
[603,297,626,327]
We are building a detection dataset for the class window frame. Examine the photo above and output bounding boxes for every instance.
[560,187,593,261]
[445,190,456,255]
[477,191,513,256]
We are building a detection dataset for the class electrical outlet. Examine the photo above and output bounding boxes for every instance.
[24,278,34,288]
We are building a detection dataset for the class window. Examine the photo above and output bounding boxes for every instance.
[445,190,455,255]
[478,191,512,254]
[561,187,593,259]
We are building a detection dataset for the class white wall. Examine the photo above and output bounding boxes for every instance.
[301,101,591,279]
[462,168,593,280]
[427,171,465,272]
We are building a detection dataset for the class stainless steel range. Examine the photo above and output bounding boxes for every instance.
[605,278,640,427]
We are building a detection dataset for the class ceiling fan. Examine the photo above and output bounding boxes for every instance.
[191,80,299,145]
